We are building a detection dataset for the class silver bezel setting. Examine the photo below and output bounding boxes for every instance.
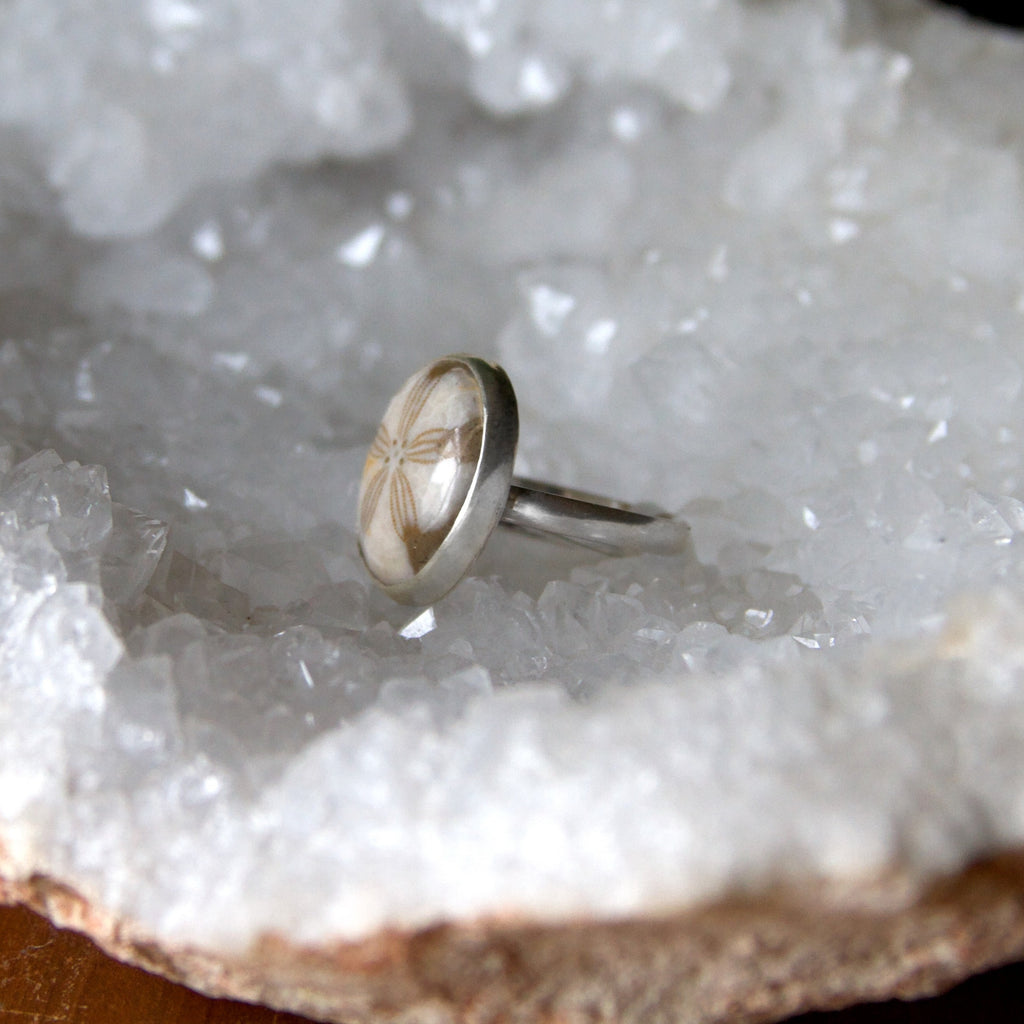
[362,355,519,606]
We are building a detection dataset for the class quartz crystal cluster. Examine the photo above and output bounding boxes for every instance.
[1,0,1024,954]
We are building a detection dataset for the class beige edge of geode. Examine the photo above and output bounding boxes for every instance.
[3,841,1024,1024]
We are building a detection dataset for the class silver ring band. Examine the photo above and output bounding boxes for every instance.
[501,479,691,556]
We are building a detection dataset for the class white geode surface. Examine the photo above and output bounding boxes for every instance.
[2,0,1024,951]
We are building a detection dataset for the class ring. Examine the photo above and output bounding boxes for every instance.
[357,355,691,605]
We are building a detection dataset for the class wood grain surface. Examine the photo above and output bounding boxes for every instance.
[0,900,1022,1024]
[0,903,308,1024]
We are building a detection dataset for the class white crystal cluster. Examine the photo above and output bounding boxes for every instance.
[2,0,1024,949]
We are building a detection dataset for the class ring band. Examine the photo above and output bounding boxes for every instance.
[502,479,690,557]
[357,355,690,605]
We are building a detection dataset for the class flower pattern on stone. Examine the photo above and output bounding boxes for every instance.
[359,364,482,574]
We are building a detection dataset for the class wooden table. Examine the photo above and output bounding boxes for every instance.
[1,901,1022,1023]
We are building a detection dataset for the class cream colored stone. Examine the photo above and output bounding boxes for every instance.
[358,361,483,587]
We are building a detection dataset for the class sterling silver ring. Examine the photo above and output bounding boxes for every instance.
[357,355,691,605]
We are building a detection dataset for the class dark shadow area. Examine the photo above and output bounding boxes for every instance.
[936,1,1024,28]
[791,958,1024,1023]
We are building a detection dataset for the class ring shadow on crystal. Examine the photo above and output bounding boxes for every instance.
[101,502,254,634]
[469,509,694,601]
